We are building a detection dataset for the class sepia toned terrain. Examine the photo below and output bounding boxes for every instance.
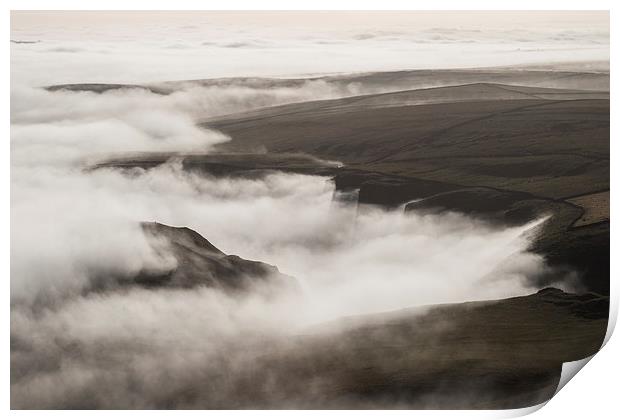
[11,11,609,410]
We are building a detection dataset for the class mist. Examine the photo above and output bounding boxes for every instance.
[11,11,609,86]
[11,11,603,405]
[10,81,561,408]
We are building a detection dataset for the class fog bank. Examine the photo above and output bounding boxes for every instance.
[11,75,566,409]
[11,11,609,86]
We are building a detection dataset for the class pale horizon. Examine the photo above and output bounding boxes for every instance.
[11,10,609,85]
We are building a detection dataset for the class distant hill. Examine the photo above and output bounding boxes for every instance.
[46,67,609,97]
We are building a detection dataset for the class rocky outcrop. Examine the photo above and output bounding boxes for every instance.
[138,222,297,294]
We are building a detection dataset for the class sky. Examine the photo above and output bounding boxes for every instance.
[10,11,610,86]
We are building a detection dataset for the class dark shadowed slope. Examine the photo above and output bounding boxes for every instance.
[27,286,602,409]
[208,86,608,200]
[255,288,607,409]
[138,222,297,293]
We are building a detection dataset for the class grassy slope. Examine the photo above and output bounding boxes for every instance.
[208,89,608,199]
[160,288,607,409]
[94,81,610,293]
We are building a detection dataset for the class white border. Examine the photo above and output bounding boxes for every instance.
[3,0,616,11]
[3,1,616,419]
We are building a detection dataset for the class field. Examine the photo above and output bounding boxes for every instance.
[567,191,610,227]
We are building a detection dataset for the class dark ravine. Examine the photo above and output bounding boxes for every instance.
[93,152,609,295]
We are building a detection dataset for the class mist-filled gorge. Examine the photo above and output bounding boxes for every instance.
[8,81,587,409]
[10,10,609,410]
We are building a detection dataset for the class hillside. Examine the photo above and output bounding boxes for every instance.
[138,222,297,294]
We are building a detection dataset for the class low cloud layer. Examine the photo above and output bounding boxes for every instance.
[11,163,548,407]
[11,11,609,86]
[9,82,565,408]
